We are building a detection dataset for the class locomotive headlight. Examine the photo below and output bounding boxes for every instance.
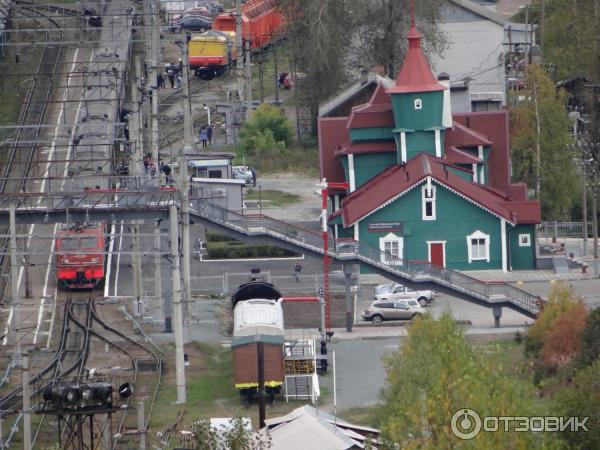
[90,257,99,263]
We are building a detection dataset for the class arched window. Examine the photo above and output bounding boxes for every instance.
[466,230,490,263]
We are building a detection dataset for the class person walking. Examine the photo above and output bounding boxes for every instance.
[166,64,175,88]
[293,262,302,282]
[143,154,149,173]
[200,127,208,148]
[250,167,256,187]
[157,72,165,89]
[207,124,213,145]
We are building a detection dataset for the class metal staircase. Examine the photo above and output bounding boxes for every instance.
[284,338,319,403]
[190,201,545,318]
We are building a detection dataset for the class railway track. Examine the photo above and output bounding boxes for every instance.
[0,291,163,448]
[0,7,64,302]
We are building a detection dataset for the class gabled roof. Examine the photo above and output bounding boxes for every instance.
[445,120,492,148]
[347,83,395,129]
[449,0,506,26]
[445,146,481,164]
[387,24,446,94]
[262,405,378,450]
[336,140,396,156]
[335,152,540,227]
[319,73,394,118]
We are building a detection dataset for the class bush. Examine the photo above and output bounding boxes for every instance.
[239,104,294,157]
[206,241,297,259]
[206,230,237,242]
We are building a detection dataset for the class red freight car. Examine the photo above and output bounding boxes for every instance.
[212,0,284,50]
[56,223,106,289]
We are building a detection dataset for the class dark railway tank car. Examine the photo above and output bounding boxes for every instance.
[231,281,285,403]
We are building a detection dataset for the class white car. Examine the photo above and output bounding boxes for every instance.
[232,166,253,184]
[374,282,435,307]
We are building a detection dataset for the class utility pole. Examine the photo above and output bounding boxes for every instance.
[170,205,186,404]
[9,206,20,357]
[235,0,244,102]
[154,220,162,307]
[274,47,279,102]
[257,342,266,428]
[179,40,193,321]
[583,172,588,255]
[151,0,160,166]
[22,355,31,450]
[245,39,253,121]
[137,399,146,450]
[593,189,599,276]
[133,223,143,317]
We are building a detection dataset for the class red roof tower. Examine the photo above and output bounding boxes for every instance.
[387,0,445,94]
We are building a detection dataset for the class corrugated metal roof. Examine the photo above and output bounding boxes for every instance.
[233,299,284,337]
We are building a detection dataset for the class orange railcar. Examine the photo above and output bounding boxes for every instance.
[212,0,284,51]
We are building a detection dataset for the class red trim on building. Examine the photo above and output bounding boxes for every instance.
[318,117,350,183]
[335,153,540,227]
[445,146,482,164]
[445,120,493,147]
[335,141,396,156]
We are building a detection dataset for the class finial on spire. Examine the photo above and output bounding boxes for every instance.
[410,0,415,28]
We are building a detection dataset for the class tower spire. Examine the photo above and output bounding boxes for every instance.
[410,0,415,29]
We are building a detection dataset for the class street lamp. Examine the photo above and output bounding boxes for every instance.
[203,104,211,126]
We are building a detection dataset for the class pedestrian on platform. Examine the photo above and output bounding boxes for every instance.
[207,124,213,145]
[250,167,256,187]
[166,64,175,88]
[143,154,149,173]
[157,72,165,89]
[293,262,302,282]
[200,127,208,148]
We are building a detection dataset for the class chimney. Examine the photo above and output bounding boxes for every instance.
[438,72,452,128]
[360,68,369,85]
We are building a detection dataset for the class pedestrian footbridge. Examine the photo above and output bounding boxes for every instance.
[0,184,544,319]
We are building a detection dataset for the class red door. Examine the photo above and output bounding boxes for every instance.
[430,243,444,267]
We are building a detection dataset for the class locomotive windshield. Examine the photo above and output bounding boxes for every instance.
[79,237,98,250]
[61,238,78,251]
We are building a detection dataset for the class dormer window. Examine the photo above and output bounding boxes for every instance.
[414,99,422,110]
[422,185,436,220]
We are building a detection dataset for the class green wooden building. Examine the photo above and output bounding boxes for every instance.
[318,21,540,272]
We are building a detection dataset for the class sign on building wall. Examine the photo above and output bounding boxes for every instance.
[368,222,403,233]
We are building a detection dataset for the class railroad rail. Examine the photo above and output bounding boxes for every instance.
[0,8,64,303]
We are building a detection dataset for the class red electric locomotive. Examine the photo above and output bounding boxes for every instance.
[56,223,106,289]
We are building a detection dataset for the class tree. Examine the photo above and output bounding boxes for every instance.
[575,307,600,369]
[509,64,576,219]
[540,303,588,369]
[554,360,600,450]
[377,312,560,449]
[239,103,294,156]
[276,0,353,136]
[192,416,272,450]
[527,282,585,354]
[351,0,446,77]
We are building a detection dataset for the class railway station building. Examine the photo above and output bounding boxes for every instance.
[318,20,541,272]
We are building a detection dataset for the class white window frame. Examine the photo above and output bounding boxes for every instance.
[414,98,422,110]
[421,185,436,221]
[466,230,490,263]
[379,232,404,266]
[518,233,531,247]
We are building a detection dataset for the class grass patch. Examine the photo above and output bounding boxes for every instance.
[245,188,300,207]
[235,145,320,176]
[338,405,380,428]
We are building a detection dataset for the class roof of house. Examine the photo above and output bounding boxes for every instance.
[445,146,482,164]
[445,120,492,147]
[319,73,394,118]
[452,111,510,191]
[448,0,506,26]
[319,117,350,184]
[334,152,540,226]
[387,24,446,94]
[262,405,378,450]
[336,140,397,156]
[347,83,395,129]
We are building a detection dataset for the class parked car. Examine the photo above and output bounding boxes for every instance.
[232,166,253,184]
[362,299,424,324]
[374,281,435,307]
[170,8,210,24]
[175,15,213,32]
